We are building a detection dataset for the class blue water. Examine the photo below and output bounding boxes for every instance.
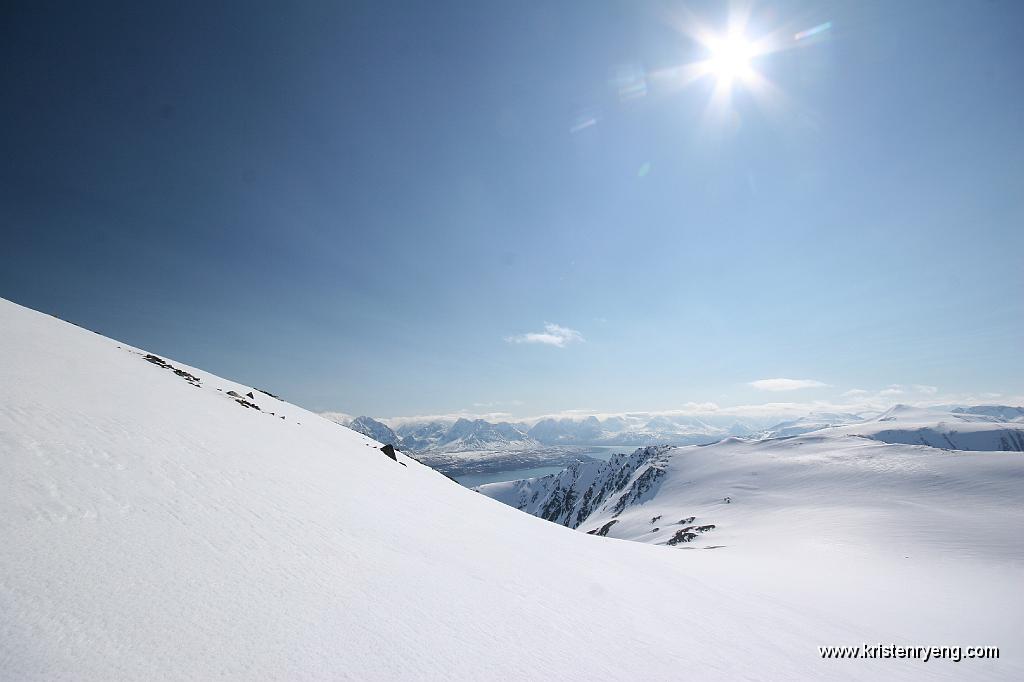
[453,446,637,487]
[579,445,635,459]
[455,465,567,488]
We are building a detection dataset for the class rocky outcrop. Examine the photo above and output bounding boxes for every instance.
[665,524,715,546]
[586,520,618,537]
[477,446,671,529]
[142,354,201,387]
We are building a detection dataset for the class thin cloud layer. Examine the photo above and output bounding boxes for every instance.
[342,388,1024,430]
[749,378,827,392]
[506,323,584,348]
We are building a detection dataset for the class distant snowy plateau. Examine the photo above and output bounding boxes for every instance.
[2,296,1023,680]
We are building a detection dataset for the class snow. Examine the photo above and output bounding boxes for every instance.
[759,411,866,438]
[479,434,1024,677]
[2,297,1022,680]
[828,404,1024,451]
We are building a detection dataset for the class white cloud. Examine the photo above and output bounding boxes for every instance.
[320,411,354,426]
[748,378,827,392]
[506,323,584,348]
[334,390,1024,431]
[373,411,515,427]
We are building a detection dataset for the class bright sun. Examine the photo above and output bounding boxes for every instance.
[706,33,755,84]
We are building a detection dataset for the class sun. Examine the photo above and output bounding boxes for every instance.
[706,33,755,85]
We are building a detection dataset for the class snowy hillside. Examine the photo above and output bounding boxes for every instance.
[758,411,866,438]
[3,297,1021,680]
[829,404,1024,451]
[479,429,1024,676]
[480,432,1024,550]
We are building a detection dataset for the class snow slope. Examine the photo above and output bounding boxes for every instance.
[479,435,1024,677]
[830,405,1024,451]
[2,297,1021,680]
[759,411,866,438]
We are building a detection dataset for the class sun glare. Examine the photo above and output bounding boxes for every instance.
[706,33,755,84]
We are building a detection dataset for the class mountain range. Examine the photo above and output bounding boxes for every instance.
[477,404,1024,538]
[335,405,1024,457]
[332,413,771,453]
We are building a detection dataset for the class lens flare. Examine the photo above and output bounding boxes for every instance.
[706,33,755,84]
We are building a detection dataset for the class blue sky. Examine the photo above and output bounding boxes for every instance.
[2,1,1022,420]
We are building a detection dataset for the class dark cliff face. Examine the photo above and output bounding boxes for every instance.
[511,446,671,529]
[611,465,667,515]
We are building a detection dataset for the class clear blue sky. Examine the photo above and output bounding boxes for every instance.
[2,1,1021,419]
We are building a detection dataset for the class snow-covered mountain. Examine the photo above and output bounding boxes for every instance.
[334,415,539,454]
[478,421,1024,675]
[526,414,735,445]
[336,412,764,453]
[952,405,1024,422]
[346,415,402,446]
[335,415,595,477]
[480,406,1024,540]
[3,297,1022,678]
[479,446,673,529]
[479,428,1024,557]
[758,411,866,438]
[421,417,538,452]
[829,404,1024,451]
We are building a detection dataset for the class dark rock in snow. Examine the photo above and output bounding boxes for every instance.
[667,530,698,545]
[233,398,261,410]
[586,519,618,537]
[380,443,397,461]
[142,353,200,385]
[666,523,715,546]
